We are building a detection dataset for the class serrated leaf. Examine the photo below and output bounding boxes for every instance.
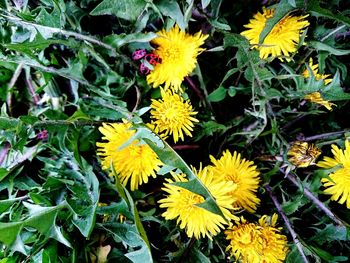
[0,222,23,245]
[23,202,66,235]
[90,0,146,21]
[104,32,157,48]
[223,33,250,49]
[0,197,24,214]
[307,0,350,27]
[201,0,211,9]
[156,0,186,30]
[310,224,348,245]
[309,41,350,56]
[209,19,231,31]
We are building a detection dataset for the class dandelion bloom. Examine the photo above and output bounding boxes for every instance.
[225,214,289,263]
[287,141,321,168]
[302,58,332,85]
[257,214,289,263]
[317,140,350,208]
[209,150,260,212]
[225,217,261,262]
[96,121,162,191]
[304,92,335,111]
[147,25,208,93]
[159,167,237,239]
[241,7,309,60]
[150,88,199,143]
[302,58,335,110]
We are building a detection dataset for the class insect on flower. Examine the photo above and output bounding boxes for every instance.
[145,53,162,65]
[132,49,147,60]
[287,141,321,168]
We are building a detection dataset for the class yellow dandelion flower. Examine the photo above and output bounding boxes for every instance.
[287,141,321,168]
[225,214,289,263]
[150,88,199,143]
[158,166,237,239]
[146,25,208,93]
[209,150,260,213]
[96,121,163,191]
[317,140,350,208]
[225,217,262,263]
[304,92,335,111]
[241,7,309,60]
[257,214,289,263]
[302,59,335,110]
[302,58,333,85]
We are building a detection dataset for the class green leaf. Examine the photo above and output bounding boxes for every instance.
[207,86,227,102]
[310,224,348,245]
[23,202,59,234]
[0,197,25,214]
[0,222,23,245]
[228,86,237,97]
[104,32,157,48]
[223,33,250,49]
[188,247,211,263]
[307,0,350,27]
[288,0,296,7]
[201,0,211,9]
[156,0,186,30]
[323,71,350,101]
[209,19,231,31]
[309,41,350,56]
[0,117,20,130]
[90,0,147,21]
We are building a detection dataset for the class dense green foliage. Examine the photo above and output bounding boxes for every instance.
[1,0,350,262]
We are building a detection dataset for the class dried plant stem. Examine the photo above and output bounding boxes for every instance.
[172,144,200,150]
[285,172,344,226]
[6,63,24,114]
[321,25,347,42]
[131,86,141,113]
[0,142,11,166]
[265,185,309,263]
[302,130,349,142]
[25,69,40,105]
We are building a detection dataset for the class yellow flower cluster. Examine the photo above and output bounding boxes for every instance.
[146,25,208,142]
[96,25,208,191]
[225,214,289,263]
[159,150,261,239]
[241,8,336,109]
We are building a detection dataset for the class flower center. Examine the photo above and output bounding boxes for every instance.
[129,144,142,157]
[185,192,205,207]
[164,106,178,120]
[226,172,240,186]
[162,46,181,62]
[238,226,256,245]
